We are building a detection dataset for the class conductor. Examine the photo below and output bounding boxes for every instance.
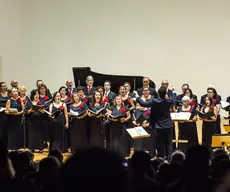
[136,86,175,159]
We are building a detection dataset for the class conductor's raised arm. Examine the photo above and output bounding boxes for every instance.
[136,97,154,107]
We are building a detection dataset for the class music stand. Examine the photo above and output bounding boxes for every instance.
[211,135,230,148]
[223,124,230,134]
[173,139,188,150]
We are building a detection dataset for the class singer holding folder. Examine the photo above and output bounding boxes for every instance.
[88,91,107,147]
[27,89,44,152]
[49,92,69,153]
[0,82,9,146]
[5,87,25,150]
[199,96,218,152]
[177,96,198,152]
[106,95,131,157]
[69,93,88,153]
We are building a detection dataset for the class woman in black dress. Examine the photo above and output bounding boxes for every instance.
[132,103,154,157]
[5,88,24,150]
[69,93,88,153]
[200,96,218,152]
[38,83,52,147]
[27,89,44,152]
[88,91,106,147]
[106,95,131,157]
[0,82,9,146]
[207,88,221,134]
[177,96,198,152]
[18,86,30,147]
[49,91,69,153]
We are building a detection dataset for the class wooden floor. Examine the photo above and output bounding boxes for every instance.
[32,118,229,161]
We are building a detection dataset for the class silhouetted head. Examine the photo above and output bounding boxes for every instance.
[158,86,167,98]
[48,148,64,164]
[184,145,211,177]
[60,147,127,192]
[129,151,151,176]
[39,156,60,177]
[171,151,185,164]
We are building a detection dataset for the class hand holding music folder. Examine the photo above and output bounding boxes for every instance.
[69,109,87,118]
[88,103,107,116]
[197,110,215,119]
[106,112,126,120]
[0,107,6,112]
[135,113,147,124]
[44,110,62,118]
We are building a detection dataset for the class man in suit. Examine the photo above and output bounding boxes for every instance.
[84,75,96,97]
[136,86,174,159]
[66,80,76,97]
[104,80,116,105]
[137,77,158,98]
[123,82,135,98]
[200,85,222,105]
[161,80,176,98]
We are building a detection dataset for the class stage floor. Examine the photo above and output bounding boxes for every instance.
[32,118,229,161]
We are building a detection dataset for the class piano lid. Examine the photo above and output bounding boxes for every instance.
[72,67,156,93]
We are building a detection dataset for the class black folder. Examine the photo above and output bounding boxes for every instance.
[0,98,8,107]
[197,111,215,119]
[44,110,62,118]
[69,109,86,118]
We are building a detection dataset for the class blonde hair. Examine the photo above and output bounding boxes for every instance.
[18,86,27,93]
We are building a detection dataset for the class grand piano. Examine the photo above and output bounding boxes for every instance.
[72,67,156,93]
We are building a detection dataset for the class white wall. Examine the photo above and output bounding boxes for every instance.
[1,0,230,100]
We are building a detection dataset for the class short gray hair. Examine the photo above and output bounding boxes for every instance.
[182,95,190,102]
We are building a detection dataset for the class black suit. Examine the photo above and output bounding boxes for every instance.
[137,87,158,98]
[106,91,116,105]
[167,89,176,98]
[66,87,77,97]
[84,86,96,96]
[128,92,136,98]
[136,97,174,159]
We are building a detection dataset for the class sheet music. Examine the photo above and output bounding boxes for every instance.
[70,109,79,116]
[221,101,230,109]
[0,107,6,112]
[219,108,229,118]
[170,112,191,121]
[135,126,149,136]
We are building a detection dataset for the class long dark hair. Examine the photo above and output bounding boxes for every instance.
[207,88,217,99]
[204,96,214,110]
[184,88,194,99]
[91,91,103,106]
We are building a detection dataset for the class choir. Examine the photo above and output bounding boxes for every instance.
[0,77,229,158]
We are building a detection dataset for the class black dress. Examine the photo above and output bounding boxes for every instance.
[69,103,88,152]
[39,95,52,145]
[8,98,24,150]
[50,104,68,153]
[177,106,198,152]
[89,103,106,147]
[0,94,9,147]
[27,100,44,151]
[109,106,130,157]
[132,109,155,157]
[202,107,216,152]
